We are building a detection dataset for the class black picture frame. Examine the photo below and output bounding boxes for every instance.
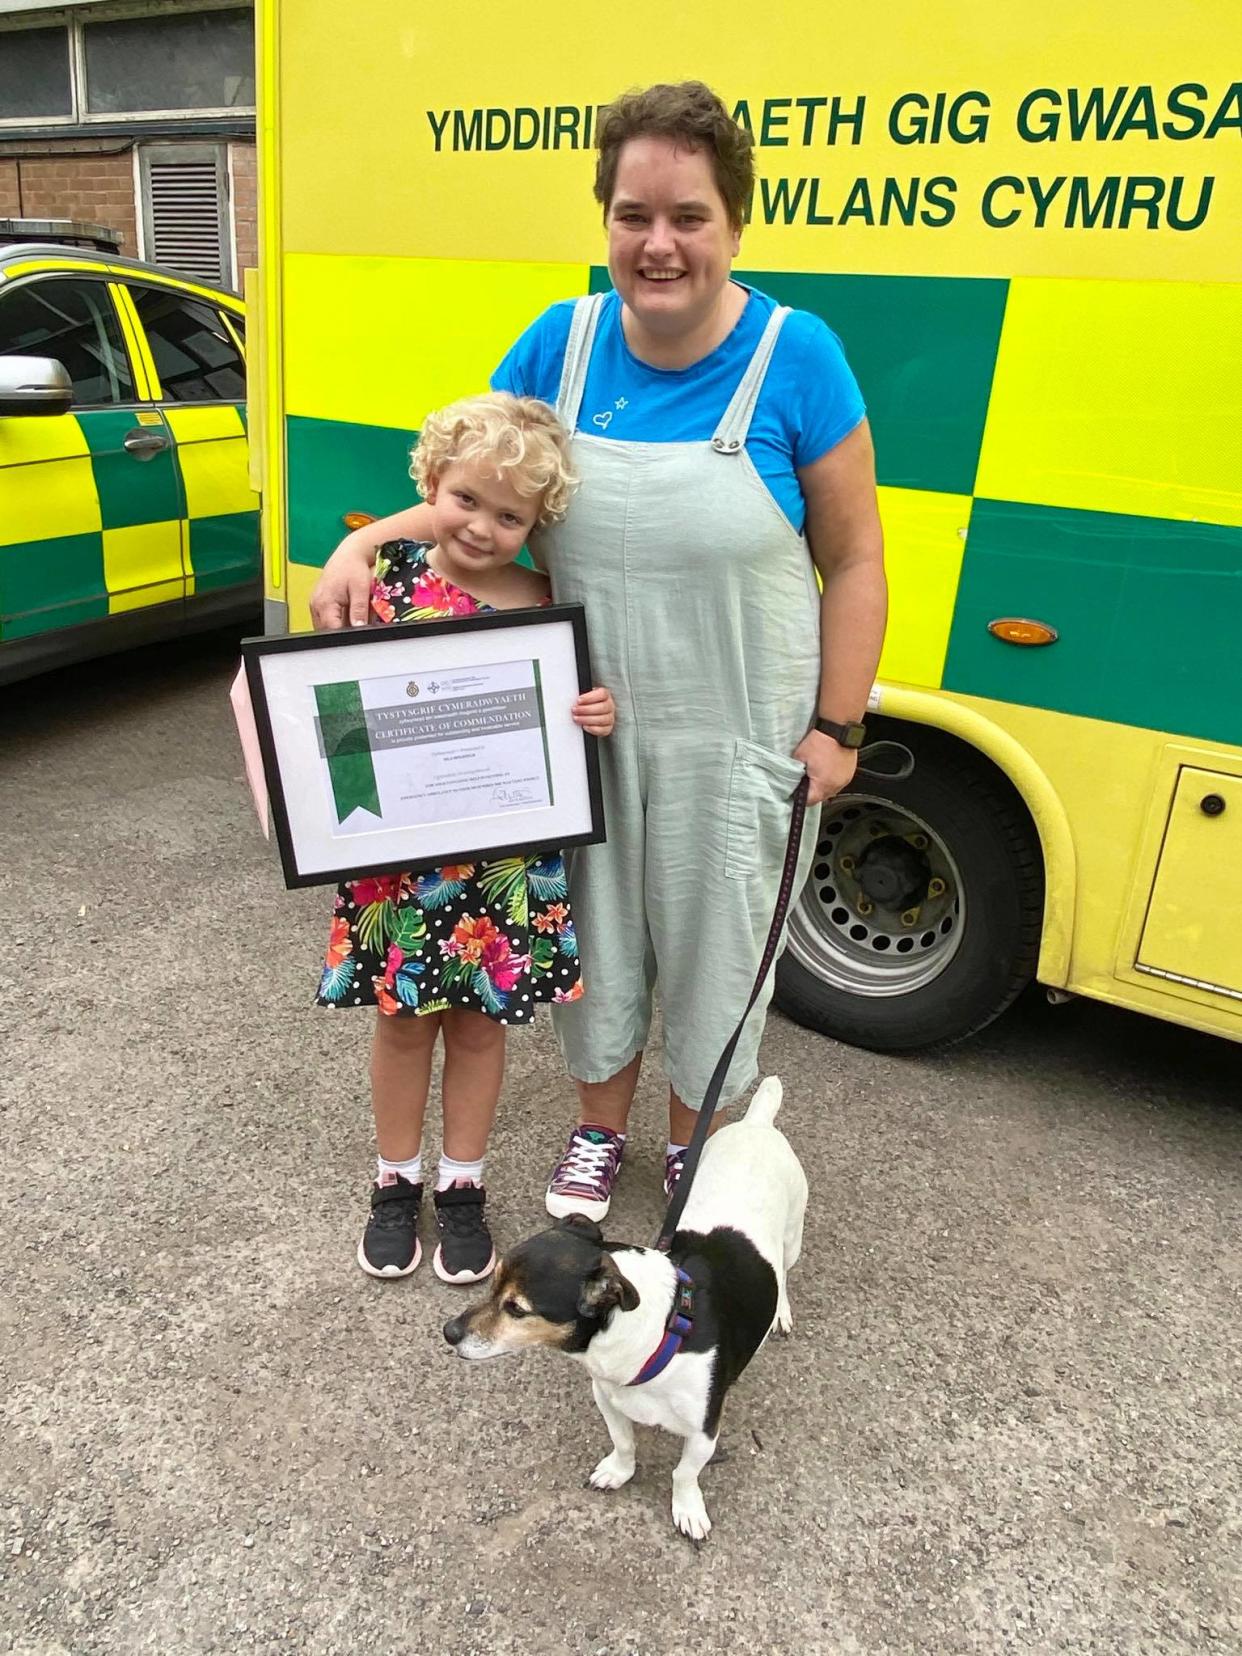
[241,604,605,889]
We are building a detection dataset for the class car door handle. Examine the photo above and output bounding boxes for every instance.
[123,427,169,459]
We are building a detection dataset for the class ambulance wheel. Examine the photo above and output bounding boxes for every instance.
[774,724,1044,1052]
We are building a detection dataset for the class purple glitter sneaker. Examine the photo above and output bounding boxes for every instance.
[663,1149,686,1200]
[545,1125,625,1221]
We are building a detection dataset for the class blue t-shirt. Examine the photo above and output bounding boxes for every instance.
[491,285,866,533]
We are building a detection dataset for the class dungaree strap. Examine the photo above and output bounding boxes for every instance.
[711,304,792,454]
[556,292,606,429]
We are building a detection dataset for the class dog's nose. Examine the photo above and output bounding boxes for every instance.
[443,1312,467,1346]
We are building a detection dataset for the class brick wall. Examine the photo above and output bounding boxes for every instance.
[230,141,257,281]
[0,147,139,254]
[0,163,22,218]
[0,138,258,284]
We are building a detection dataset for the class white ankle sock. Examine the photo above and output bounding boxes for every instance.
[376,1152,422,1187]
[437,1154,485,1191]
[666,1141,688,1159]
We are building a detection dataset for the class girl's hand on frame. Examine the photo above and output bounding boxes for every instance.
[572,686,616,737]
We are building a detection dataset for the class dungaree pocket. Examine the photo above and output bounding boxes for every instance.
[723,738,807,880]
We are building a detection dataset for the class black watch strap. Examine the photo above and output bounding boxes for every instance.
[814,716,867,749]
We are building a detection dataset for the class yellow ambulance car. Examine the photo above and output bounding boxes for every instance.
[0,246,260,685]
[250,0,1242,1051]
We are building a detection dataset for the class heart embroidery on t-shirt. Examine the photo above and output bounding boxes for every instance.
[591,410,613,430]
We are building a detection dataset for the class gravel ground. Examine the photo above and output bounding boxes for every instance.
[1,631,1239,1655]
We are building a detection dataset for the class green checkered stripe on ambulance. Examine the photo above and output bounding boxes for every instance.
[731,267,1242,750]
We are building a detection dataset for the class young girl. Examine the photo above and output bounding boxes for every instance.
[315,393,615,1284]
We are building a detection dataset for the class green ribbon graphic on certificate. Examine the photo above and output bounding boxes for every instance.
[314,680,382,823]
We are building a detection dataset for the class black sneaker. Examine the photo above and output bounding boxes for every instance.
[433,1182,497,1284]
[357,1174,423,1279]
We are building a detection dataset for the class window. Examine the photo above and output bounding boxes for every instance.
[0,279,134,406]
[129,286,245,402]
[83,9,254,116]
[0,25,72,121]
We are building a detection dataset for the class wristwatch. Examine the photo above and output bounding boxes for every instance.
[814,716,867,749]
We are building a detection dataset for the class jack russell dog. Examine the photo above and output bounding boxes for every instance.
[443,1077,807,1540]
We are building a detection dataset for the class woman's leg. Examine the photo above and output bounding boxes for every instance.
[440,1008,506,1161]
[573,1052,643,1133]
[572,1064,722,1142]
[371,1010,440,1161]
[668,1086,701,1147]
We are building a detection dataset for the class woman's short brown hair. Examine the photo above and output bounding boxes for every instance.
[594,81,754,232]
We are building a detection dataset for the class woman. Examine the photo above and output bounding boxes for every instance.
[310,81,887,1221]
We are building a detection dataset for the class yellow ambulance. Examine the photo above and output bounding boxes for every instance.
[250,0,1242,1051]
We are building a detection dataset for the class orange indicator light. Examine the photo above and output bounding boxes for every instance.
[987,618,1059,646]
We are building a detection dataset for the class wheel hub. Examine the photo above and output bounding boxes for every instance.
[786,795,965,997]
[854,835,929,910]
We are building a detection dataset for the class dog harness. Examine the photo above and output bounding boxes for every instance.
[626,1268,695,1386]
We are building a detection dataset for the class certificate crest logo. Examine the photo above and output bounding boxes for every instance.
[405,681,420,698]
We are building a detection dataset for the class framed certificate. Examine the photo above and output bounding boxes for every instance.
[242,606,605,889]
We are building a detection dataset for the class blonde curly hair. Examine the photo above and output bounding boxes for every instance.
[410,392,577,526]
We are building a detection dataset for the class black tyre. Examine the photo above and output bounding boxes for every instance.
[774,721,1044,1052]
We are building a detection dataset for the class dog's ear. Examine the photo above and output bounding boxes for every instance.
[557,1213,604,1245]
[576,1254,640,1319]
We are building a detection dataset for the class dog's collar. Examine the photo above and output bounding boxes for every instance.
[626,1267,694,1386]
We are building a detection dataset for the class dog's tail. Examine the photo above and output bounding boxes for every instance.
[743,1076,783,1127]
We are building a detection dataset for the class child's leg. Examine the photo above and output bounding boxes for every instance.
[371,1009,440,1163]
[439,1008,505,1164]
[358,1010,441,1281]
[432,1009,504,1284]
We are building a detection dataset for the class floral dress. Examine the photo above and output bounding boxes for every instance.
[314,540,584,1023]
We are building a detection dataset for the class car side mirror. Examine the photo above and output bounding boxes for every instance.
[0,355,74,417]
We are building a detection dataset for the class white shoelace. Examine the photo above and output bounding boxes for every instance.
[557,1136,618,1189]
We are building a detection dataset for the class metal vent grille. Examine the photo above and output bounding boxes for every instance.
[144,157,226,285]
